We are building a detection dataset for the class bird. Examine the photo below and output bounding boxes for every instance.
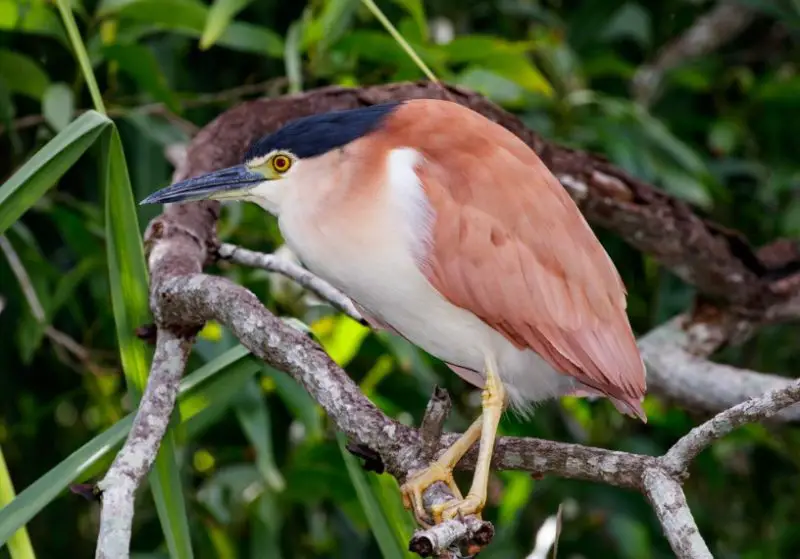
[141,98,647,527]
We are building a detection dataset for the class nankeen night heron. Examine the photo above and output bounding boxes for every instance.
[141,99,647,526]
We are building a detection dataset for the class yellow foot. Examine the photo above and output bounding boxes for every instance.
[431,493,485,523]
[400,462,463,527]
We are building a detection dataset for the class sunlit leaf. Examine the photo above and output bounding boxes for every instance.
[0,0,67,44]
[0,111,108,235]
[100,0,283,57]
[200,0,254,50]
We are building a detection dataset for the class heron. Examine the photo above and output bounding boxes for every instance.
[141,98,647,526]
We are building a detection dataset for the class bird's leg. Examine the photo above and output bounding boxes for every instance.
[432,355,505,522]
[400,417,482,526]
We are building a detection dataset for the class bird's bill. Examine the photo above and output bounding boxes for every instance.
[139,164,265,205]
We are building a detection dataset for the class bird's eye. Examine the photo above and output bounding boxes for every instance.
[271,154,292,173]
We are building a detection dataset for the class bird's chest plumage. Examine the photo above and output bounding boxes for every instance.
[276,157,493,374]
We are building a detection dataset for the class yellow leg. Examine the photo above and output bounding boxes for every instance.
[400,417,481,526]
[433,355,505,522]
[400,356,506,525]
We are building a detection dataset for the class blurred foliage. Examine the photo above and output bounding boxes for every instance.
[0,0,799,557]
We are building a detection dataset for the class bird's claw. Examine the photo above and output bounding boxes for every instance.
[400,462,462,527]
[431,493,484,523]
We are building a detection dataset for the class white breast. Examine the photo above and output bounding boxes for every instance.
[277,148,574,412]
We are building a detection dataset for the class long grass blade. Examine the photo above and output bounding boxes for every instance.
[0,446,36,559]
[360,0,438,83]
[336,432,413,559]
[0,111,109,235]
[102,127,194,558]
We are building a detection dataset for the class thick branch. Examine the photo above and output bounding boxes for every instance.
[94,329,191,559]
[639,317,800,420]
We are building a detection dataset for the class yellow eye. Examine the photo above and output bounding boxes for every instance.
[272,154,292,173]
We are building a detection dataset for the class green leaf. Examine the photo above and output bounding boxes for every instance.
[102,126,194,559]
[390,0,427,41]
[102,44,180,112]
[0,111,109,236]
[0,345,260,548]
[0,50,50,99]
[0,0,67,44]
[200,0,254,50]
[100,0,283,57]
[261,366,322,441]
[337,432,413,559]
[0,446,36,559]
[42,83,75,132]
[233,378,286,492]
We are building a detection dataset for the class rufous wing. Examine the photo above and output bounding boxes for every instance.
[404,106,646,420]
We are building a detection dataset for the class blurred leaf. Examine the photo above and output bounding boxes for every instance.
[0,0,66,43]
[456,67,525,106]
[261,366,323,441]
[498,472,534,525]
[0,111,108,235]
[600,3,651,47]
[41,83,74,132]
[0,50,50,100]
[233,378,286,492]
[102,44,180,112]
[284,19,304,94]
[0,445,36,559]
[200,0,254,49]
[0,345,257,547]
[311,315,369,367]
[337,432,413,559]
[304,0,359,52]
[390,0,427,40]
[100,0,283,57]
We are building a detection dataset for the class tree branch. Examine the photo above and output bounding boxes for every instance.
[642,468,712,559]
[662,378,800,475]
[633,2,755,106]
[217,243,363,323]
[94,329,191,559]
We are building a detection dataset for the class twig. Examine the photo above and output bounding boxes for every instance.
[642,468,712,559]
[94,329,191,559]
[633,2,755,106]
[662,378,800,475]
[418,386,452,463]
[0,235,95,366]
[217,243,364,323]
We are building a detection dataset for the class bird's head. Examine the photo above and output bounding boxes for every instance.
[139,102,402,215]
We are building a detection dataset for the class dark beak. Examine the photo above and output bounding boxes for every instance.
[139,164,265,205]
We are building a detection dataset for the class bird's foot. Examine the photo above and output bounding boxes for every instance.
[400,462,462,527]
[431,492,484,523]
